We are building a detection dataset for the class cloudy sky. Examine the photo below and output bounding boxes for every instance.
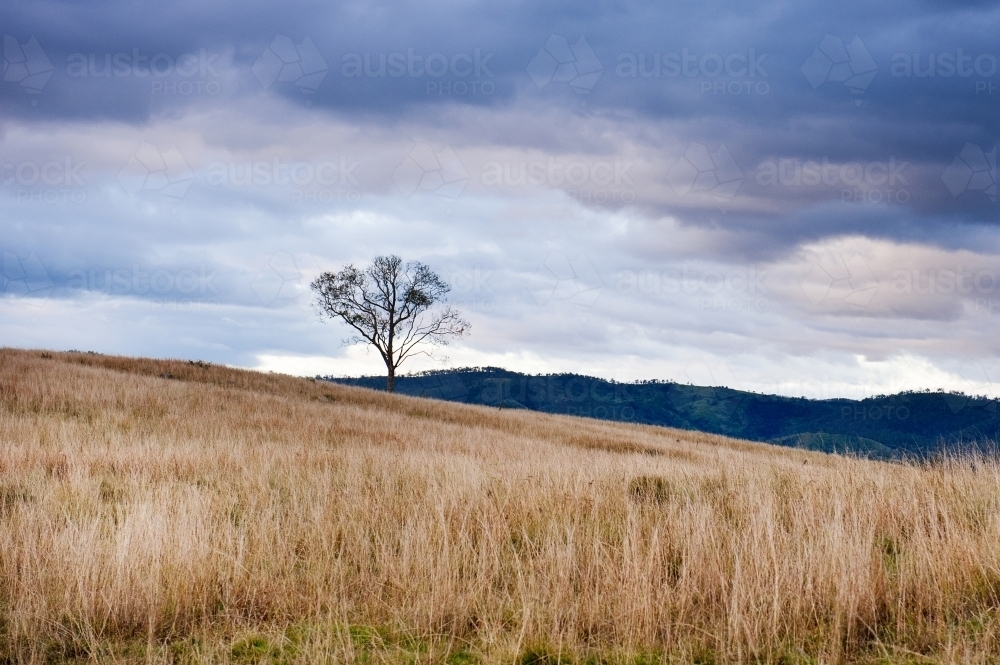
[2,0,999,398]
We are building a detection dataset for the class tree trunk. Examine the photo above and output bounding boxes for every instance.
[386,365,395,392]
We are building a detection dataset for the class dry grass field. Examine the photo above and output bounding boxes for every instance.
[1,348,1000,663]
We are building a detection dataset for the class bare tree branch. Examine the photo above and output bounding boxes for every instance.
[311,255,470,392]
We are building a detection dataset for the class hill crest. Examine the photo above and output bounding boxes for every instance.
[326,367,1000,458]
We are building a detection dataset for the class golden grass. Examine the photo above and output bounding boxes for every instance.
[1,348,1000,663]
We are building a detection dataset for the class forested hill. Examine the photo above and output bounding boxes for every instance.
[325,368,999,459]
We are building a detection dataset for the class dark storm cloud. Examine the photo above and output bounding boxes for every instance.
[4,0,997,198]
[2,0,1000,393]
[3,0,998,125]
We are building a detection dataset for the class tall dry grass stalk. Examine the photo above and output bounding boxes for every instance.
[1,348,999,663]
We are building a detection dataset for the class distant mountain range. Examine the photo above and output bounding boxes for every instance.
[324,368,999,459]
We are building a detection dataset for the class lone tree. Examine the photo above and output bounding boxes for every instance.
[311,255,470,392]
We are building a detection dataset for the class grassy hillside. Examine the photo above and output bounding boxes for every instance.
[3,349,1000,662]
[330,368,1000,458]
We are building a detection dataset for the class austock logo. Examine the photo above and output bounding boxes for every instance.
[3,35,54,101]
[253,35,328,94]
[801,35,877,105]
[527,252,602,307]
[941,361,1000,415]
[527,35,603,93]
[392,143,469,198]
[1,251,54,298]
[667,143,743,201]
[252,252,314,307]
[668,360,745,418]
[118,143,195,206]
[800,252,878,310]
[942,143,996,203]
[0,250,53,325]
